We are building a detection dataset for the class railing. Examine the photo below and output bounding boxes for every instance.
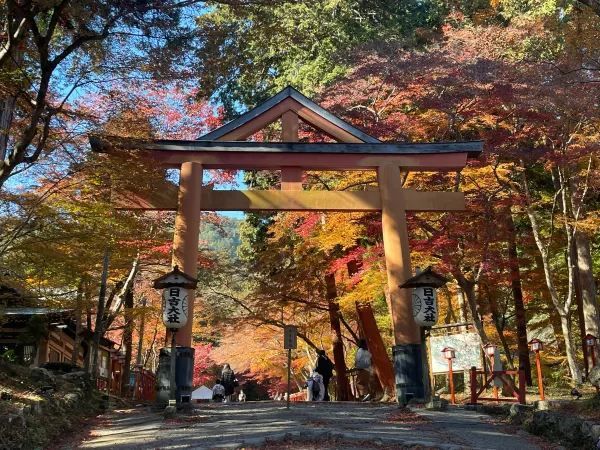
[346,368,361,400]
[96,377,108,392]
[134,367,156,402]
[289,392,305,402]
[468,366,526,405]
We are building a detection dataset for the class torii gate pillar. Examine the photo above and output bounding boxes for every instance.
[171,162,203,347]
[378,165,423,403]
[157,162,202,407]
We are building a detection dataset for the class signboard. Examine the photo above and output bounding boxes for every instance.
[162,287,188,329]
[412,286,438,327]
[284,325,297,349]
[430,332,482,373]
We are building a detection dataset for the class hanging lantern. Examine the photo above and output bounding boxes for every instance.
[153,265,198,330]
[399,266,448,327]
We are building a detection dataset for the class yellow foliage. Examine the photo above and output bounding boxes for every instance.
[337,267,385,314]
[311,213,366,252]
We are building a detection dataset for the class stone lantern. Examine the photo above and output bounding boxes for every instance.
[153,266,198,408]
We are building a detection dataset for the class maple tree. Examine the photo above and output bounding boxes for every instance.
[315,11,600,383]
[0,0,275,188]
[211,5,600,388]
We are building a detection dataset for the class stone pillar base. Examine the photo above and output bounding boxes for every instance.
[392,344,425,405]
[155,346,195,407]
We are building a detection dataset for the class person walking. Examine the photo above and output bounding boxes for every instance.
[221,363,237,402]
[212,379,225,402]
[315,349,334,401]
[355,339,373,401]
[306,370,325,401]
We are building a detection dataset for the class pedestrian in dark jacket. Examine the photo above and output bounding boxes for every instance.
[315,349,334,401]
[221,363,237,402]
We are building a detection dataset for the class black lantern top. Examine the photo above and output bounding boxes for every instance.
[153,265,198,289]
[399,266,448,289]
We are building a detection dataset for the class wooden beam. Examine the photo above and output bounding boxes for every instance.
[199,86,380,143]
[280,110,303,190]
[281,167,303,190]
[90,136,479,171]
[402,190,465,211]
[281,110,299,142]
[115,189,465,212]
[217,98,298,141]
[202,190,465,212]
[202,190,381,211]
[292,100,364,143]
[150,152,470,171]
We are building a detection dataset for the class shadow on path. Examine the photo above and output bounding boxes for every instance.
[72,401,543,450]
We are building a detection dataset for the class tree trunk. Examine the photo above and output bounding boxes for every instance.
[443,287,457,324]
[136,297,147,367]
[507,213,532,384]
[532,252,566,351]
[83,280,93,374]
[0,43,22,161]
[559,312,582,383]
[575,232,600,367]
[456,287,468,330]
[521,168,581,383]
[486,285,515,370]
[454,272,487,344]
[143,322,159,368]
[325,274,351,401]
[71,278,84,365]
[573,241,589,377]
[121,288,134,398]
[91,247,111,380]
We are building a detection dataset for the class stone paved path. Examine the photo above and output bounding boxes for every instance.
[72,402,544,449]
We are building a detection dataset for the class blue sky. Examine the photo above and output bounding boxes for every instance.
[212,171,247,220]
[6,4,250,222]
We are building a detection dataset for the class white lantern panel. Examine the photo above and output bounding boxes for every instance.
[162,287,188,329]
[412,286,438,327]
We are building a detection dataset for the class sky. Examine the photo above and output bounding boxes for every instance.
[4,4,248,221]
[212,171,247,220]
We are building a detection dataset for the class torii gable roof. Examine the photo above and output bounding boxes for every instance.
[199,86,381,143]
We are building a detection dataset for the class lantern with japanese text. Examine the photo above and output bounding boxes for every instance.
[153,266,198,330]
[153,266,199,405]
[399,266,448,327]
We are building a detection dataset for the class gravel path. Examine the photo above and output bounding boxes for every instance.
[72,401,544,449]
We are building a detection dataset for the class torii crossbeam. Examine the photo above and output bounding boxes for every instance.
[91,86,482,404]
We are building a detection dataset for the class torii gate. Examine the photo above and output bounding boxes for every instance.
[91,86,482,404]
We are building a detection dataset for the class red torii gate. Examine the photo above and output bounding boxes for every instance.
[92,86,482,404]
